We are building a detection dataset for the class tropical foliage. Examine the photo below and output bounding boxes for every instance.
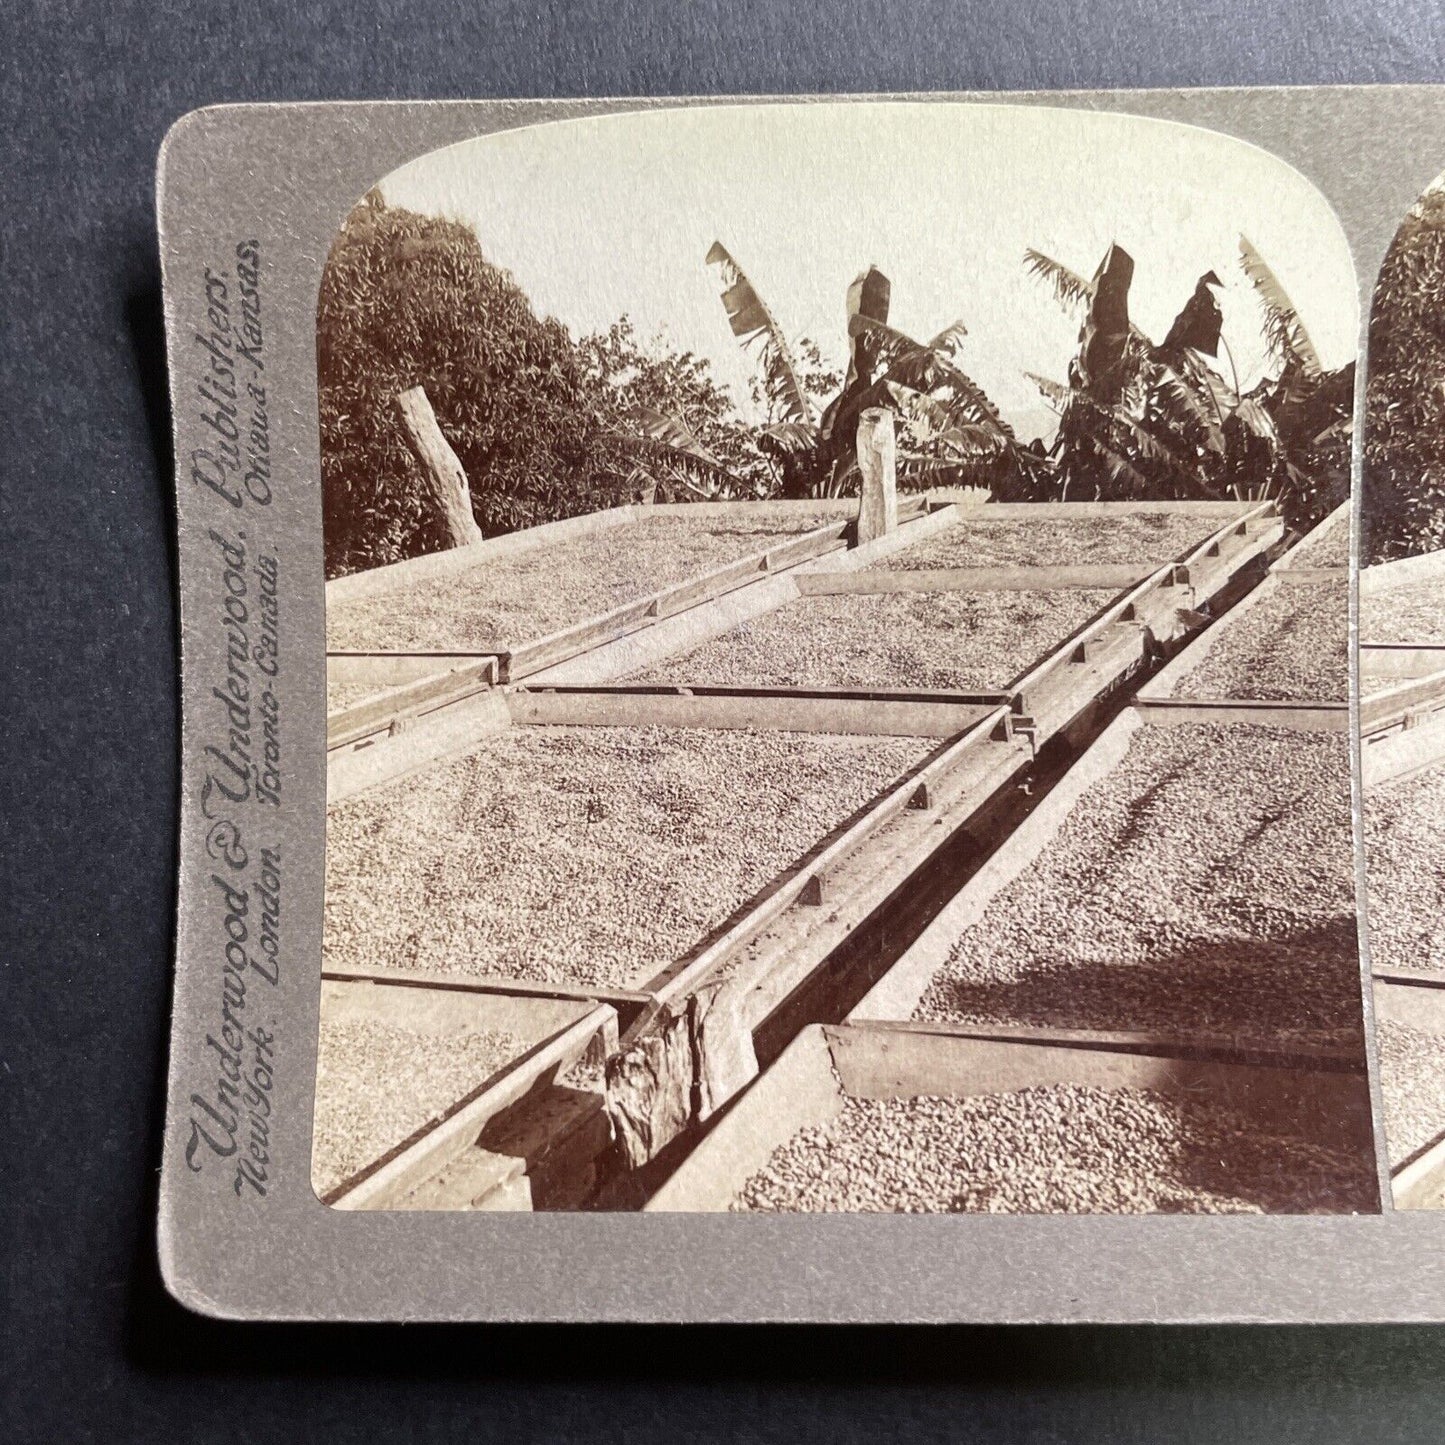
[1364,184,1445,564]
[1018,238,1354,532]
[319,190,1355,573]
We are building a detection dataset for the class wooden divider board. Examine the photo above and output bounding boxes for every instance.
[1362,644,1445,682]
[326,997,617,1211]
[794,564,1149,595]
[1360,667,1445,736]
[851,708,1145,1022]
[505,686,996,739]
[1361,707,1445,787]
[1270,497,1351,585]
[645,1020,1372,1213]
[1011,502,1282,730]
[1372,978,1445,1209]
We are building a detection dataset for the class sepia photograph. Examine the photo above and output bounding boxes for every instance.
[313,102,1376,1215]
[1360,169,1445,1210]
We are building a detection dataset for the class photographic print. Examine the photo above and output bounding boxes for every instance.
[1360,169,1445,1209]
[313,102,1375,1216]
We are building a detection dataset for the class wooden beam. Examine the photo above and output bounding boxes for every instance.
[1360,667,1445,735]
[833,1018,1364,1072]
[327,659,500,748]
[1133,697,1349,731]
[1393,1133,1445,1210]
[327,1003,615,1210]
[855,407,898,544]
[1275,566,1348,585]
[794,563,1148,595]
[500,520,849,682]
[319,960,654,1012]
[393,385,484,550]
[1361,710,1445,787]
[1361,644,1445,681]
[645,1019,1374,1212]
[504,686,995,739]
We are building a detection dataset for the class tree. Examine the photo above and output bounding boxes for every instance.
[1023,238,1353,532]
[1364,183,1445,564]
[642,242,1039,499]
[574,316,776,501]
[317,195,632,576]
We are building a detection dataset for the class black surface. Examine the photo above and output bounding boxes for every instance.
[5,2,1445,1439]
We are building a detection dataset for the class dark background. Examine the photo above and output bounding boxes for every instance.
[6,2,1445,1439]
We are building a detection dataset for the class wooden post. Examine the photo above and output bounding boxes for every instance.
[393,385,484,550]
[856,406,897,545]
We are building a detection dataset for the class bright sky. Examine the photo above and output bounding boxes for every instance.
[379,102,1358,438]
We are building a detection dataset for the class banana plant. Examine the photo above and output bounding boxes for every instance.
[630,243,1035,499]
[1024,237,1352,528]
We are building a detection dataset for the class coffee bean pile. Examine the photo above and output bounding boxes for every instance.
[327,676,387,714]
[1169,580,1347,702]
[1364,762,1445,973]
[1286,512,1351,567]
[732,1085,1376,1213]
[311,1016,522,1197]
[625,589,1114,692]
[914,723,1362,1048]
[1362,580,1445,644]
[324,725,932,991]
[327,510,849,653]
[1377,1019,1445,1164]
[882,512,1217,570]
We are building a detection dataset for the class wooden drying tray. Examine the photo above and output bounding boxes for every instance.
[1128,515,1348,730]
[317,972,618,1212]
[1269,497,1352,585]
[1361,670,1445,786]
[644,1019,1372,1212]
[325,502,951,738]
[1372,972,1445,1210]
[1005,501,1283,744]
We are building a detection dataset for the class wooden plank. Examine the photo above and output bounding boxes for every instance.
[1393,1134,1445,1210]
[326,688,513,805]
[852,709,1142,1022]
[504,686,993,739]
[646,1019,1374,1212]
[1135,568,1284,705]
[827,1026,1369,1133]
[402,1085,612,1211]
[1133,697,1349,731]
[1360,668,1445,735]
[643,527,848,622]
[730,730,1033,1035]
[326,504,640,605]
[643,1025,844,1212]
[794,564,1148,595]
[1371,977,1445,1035]
[1271,497,1351,573]
[1361,711,1445,787]
[1009,501,1280,727]
[640,707,1013,1004]
[526,509,961,688]
[944,500,1253,519]
[834,1018,1364,1072]
[318,975,599,1042]
[1275,566,1347,585]
[1373,967,1445,990]
[319,960,651,1013]
[1361,644,1445,681]
[500,519,850,682]
[327,1003,616,1210]
[1361,547,1445,598]
[327,659,500,747]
